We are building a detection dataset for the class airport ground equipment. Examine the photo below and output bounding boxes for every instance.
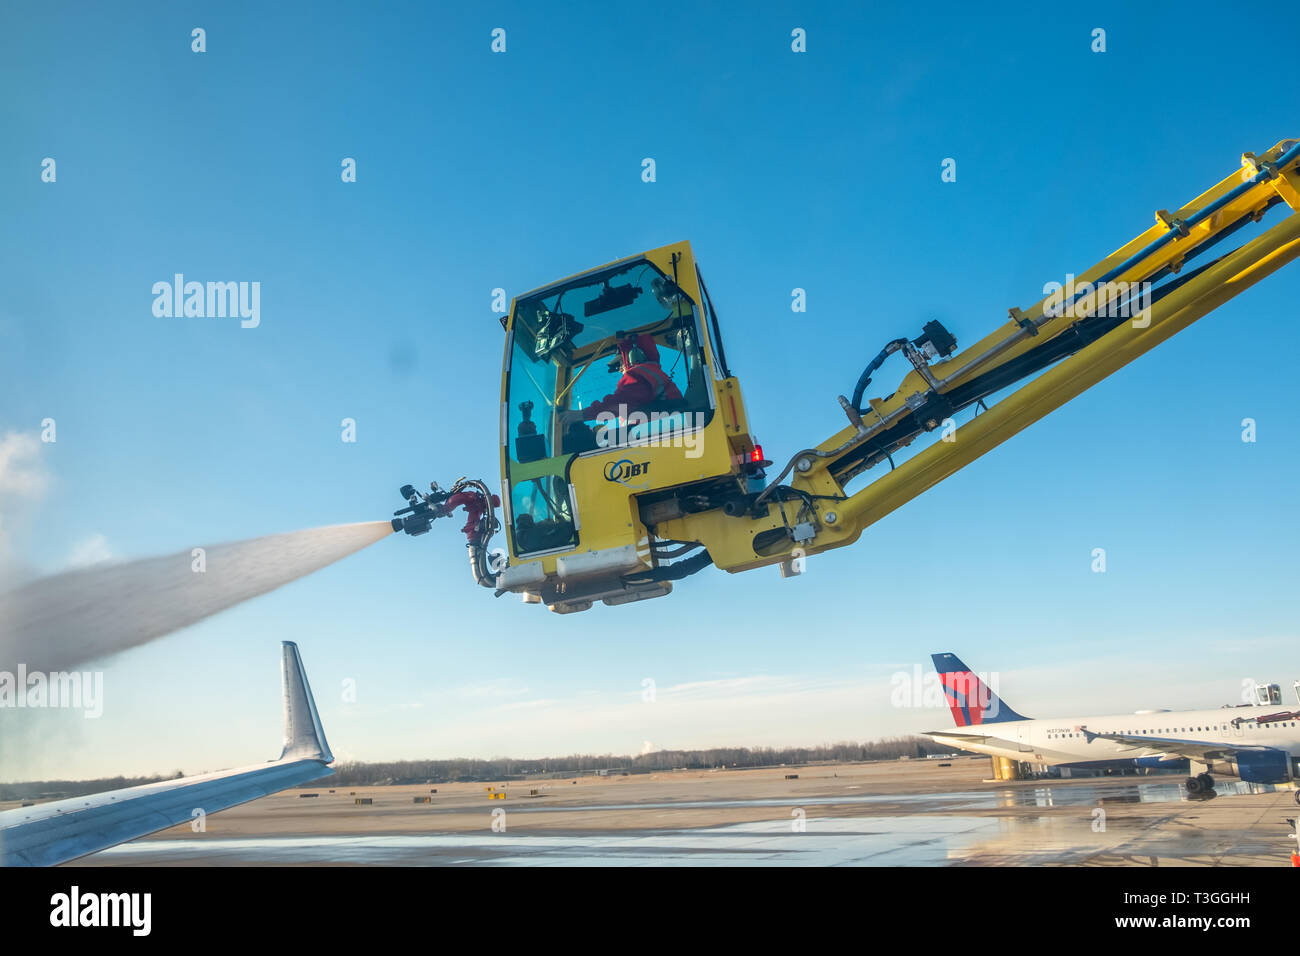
[395,138,1300,614]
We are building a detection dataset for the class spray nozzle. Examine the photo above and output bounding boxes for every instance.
[391,482,450,536]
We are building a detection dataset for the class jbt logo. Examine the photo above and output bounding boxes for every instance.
[604,458,650,484]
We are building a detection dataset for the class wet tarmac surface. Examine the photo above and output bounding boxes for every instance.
[476,778,1282,814]
[92,816,1005,865]
[81,777,1299,866]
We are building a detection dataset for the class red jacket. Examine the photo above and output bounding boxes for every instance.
[584,334,682,417]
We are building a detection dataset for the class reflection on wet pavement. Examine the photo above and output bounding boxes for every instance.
[96,816,1001,866]
[89,778,1289,866]
[490,778,1278,814]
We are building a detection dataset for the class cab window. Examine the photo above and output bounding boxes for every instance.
[504,258,713,554]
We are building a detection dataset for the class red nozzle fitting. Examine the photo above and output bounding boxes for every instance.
[440,491,501,542]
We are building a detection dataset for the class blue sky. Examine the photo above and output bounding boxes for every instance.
[2,1,1299,778]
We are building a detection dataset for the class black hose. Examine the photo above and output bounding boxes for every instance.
[652,543,703,560]
[852,339,907,412]
[696,267,732,379]
[625,550,713,584]
[830,252,1232,481]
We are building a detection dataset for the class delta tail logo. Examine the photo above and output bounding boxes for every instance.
[932,652,1026,726]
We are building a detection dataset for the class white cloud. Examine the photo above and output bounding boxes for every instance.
[410,673,889,759]
[0,430,49,580]
[67,533,113,568]
[0,430,48,502]
[453,677,530,700]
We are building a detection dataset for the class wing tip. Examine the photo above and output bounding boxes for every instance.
[279,641,333,764]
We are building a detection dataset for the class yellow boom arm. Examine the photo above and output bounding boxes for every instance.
[400,137,1300,614]
[658,138,1300,573]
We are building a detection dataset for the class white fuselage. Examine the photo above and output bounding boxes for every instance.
[927,705,1300,770]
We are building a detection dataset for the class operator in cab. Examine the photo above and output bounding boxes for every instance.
[563,332,682,423]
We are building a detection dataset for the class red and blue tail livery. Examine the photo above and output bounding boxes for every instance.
[932,652,1027,726]
[923,652,1300,790]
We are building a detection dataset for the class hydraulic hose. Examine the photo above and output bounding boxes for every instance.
[625,550,713,584]
[851,338,907,412]
[447,477,500,589]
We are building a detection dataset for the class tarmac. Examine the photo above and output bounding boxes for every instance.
[54,757,1300,866]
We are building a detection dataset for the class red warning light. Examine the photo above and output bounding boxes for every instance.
[751,444,764,463]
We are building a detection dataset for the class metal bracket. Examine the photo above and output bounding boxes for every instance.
[1252,148,1300,212]
[1243,152,1281,181]
[902,341,941,388]
[1008,306,1038,336]
[837,394,863,428]
[1155,209,1190,237]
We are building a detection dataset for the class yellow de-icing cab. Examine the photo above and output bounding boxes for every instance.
[393,138,1300,615]
[496,240,759,613]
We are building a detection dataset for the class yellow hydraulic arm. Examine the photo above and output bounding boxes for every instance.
[394,137,1300,614]
[661,138,1300,573]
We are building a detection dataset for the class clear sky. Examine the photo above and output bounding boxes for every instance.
[2,1,1298,779]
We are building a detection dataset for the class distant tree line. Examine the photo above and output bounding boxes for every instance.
[0,773,178,802]
[0,736,956,797]
[326,736,950,786]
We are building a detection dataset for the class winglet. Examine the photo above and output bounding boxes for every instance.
[278,641,333,763]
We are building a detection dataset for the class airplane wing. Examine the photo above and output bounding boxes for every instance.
[0,641,333,867]
[922,731,994,743]
[1079,727,1277,762]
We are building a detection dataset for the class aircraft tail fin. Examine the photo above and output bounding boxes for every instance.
[279,641,333,762]
[931,652,1027,726]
